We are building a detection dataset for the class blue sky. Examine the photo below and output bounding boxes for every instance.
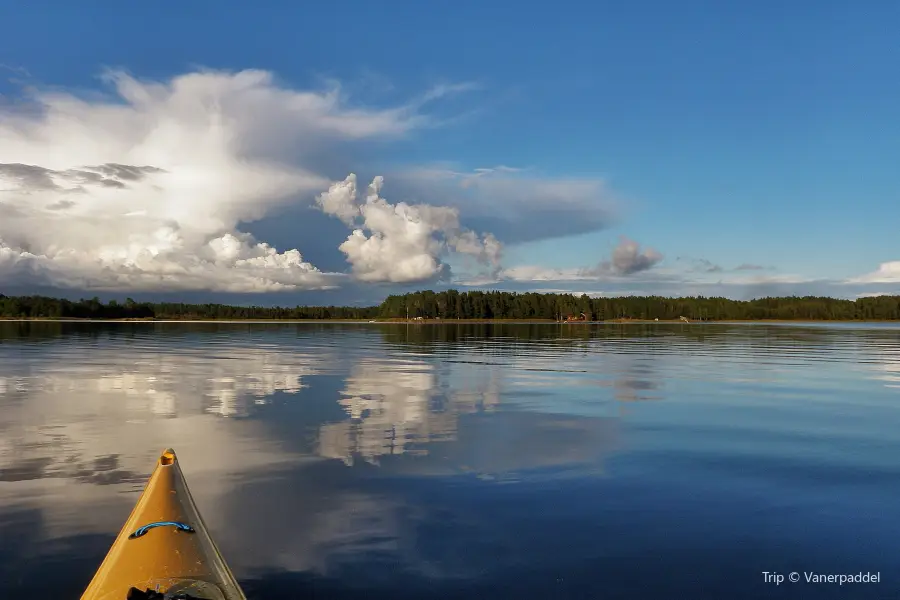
[1,1,899,303]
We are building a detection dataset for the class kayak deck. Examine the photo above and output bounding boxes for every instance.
[80,449,246,600]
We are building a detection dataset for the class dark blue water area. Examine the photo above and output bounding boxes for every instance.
[1,321,899,599]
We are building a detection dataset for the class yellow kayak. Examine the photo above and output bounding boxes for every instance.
[80,449,246,600]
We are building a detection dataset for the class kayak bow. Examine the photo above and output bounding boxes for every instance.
[80,449,246,600]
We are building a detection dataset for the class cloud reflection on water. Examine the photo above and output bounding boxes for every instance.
[0,323,625,593]
[317,358,504,465]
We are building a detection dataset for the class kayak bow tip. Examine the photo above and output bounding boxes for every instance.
[159,448,177,466]
[81,446,246,600]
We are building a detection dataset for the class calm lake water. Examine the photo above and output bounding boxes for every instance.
[1,321,899,599]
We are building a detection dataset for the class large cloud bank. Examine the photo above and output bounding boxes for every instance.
[0,69,494,292]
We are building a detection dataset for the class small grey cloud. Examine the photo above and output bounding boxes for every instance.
[0,163,60,191]
[61,169,104,185]
[609,237,663,275]
[697,259,723,273]
[85,163,167,181]
[582,236,663,277]
[62,168,126,189]
[1,162,165,194]
[734,263,766,271]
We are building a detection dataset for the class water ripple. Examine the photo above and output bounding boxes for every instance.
[1,322,899,599]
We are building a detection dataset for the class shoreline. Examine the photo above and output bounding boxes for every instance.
[1,317,899,324]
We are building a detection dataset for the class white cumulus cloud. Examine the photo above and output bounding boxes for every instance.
[850,261,900,284]
[316,174,501,283]
[0,69,439,292]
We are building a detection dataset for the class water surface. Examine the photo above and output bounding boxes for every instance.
[1,321,899,598]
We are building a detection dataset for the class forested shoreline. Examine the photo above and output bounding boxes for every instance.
[2,290,900,321]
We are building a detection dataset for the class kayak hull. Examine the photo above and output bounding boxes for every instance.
[80,449,246,600]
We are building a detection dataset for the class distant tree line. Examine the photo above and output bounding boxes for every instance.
[1,291,899,321]
[0,295,379,320]
[379,290,900,321]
